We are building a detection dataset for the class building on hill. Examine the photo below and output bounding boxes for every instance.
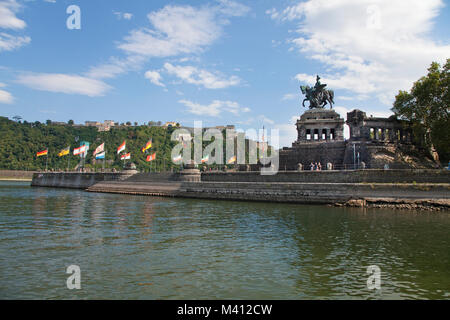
[163,121,178,128]
[85,121,101,127]
[83,120,116,132]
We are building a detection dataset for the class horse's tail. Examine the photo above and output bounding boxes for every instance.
[329,90,334,103]
[328,90,335,108]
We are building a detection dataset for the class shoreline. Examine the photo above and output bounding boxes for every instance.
[29,171,450,211]
[0,178,32,182]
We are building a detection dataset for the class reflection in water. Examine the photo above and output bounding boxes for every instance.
[0,181,449,299]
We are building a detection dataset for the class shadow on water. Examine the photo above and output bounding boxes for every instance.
[0,181,449,299]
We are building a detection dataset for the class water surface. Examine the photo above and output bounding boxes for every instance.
[0,181,449,299]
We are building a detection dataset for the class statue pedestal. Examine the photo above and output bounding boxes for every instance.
[179,163,201,182]
[294,108,344,144]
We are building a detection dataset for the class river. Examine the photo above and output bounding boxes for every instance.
[0,181,448,299]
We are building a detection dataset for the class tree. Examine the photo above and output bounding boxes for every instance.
[46,119,52,125]
[392,59,449,164]
[68,119,74,125]
[12,115,22,122]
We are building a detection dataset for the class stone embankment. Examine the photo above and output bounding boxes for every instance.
[0,170,36,181]
[31,170,450,211]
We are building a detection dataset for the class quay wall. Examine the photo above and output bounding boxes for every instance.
[31,172,129,189]
[179,182,450,204]
[201,169,450,184]
[86,181,450,210]
[0,170,36,180]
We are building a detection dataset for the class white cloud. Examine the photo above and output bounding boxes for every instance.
[0,32,30,52]
[144,70,165,87]
[274,115,299,148]
[17,73,111,97]
[269,0,450,106]
[84,2,248,85]
[0,1,29,52]
[118,2,249,58]
[44,0,56,3]
[0,83,13,104]
[0,0,26,29]
[113,11,133,20]
[123,13,133,20]
[179,99,250,117]
[86,55,145,79]
[216,0,250,17]
[164,63,240,89]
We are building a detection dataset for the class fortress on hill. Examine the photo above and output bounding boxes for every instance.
[278,76,436,170]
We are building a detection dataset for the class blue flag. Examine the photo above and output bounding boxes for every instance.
[95,151,105,159]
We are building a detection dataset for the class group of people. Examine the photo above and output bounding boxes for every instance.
[310,162,322,171]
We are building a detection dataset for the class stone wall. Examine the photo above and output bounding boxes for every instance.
[180,182,449,204]
[0,170,36,180]
[122,172,180,182]
[201,169,450,183]
[280,141,347,170]
[31,172,127,189]
[87,180,450,209]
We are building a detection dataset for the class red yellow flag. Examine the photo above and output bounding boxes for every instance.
[142,139,152,152]
[146,153,156,162]
[37,149,48,157]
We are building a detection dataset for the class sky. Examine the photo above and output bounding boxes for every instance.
[0,0,449,147]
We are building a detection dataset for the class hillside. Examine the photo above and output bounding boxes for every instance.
[0,117,183,172]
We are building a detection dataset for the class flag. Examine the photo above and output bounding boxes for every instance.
[227,155,236,164]
[172,154,182,162]
[120,152,131,160]
[93,143,104,156]
[73,145,87,156]
[141,139,152,152]
[95,152,105,160]
[201,155,209,163]
[146,153,156,162]
[58,147,70,157]
[37,149,48,157]
[117,140,126,154]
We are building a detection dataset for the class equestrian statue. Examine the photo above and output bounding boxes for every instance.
[300,75,334,109]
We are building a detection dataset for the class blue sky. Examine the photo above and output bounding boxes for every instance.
[1,0,449,146]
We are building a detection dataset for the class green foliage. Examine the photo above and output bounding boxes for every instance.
[0,117,180,171]
[0,117,267,171]
[392,59,450,163]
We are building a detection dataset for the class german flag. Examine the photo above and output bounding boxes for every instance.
[142,139,152,152]
[146,153,156,162]
[58,146,70,157]
[37,149,48,157]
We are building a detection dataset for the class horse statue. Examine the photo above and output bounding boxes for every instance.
[300,75,335,109]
